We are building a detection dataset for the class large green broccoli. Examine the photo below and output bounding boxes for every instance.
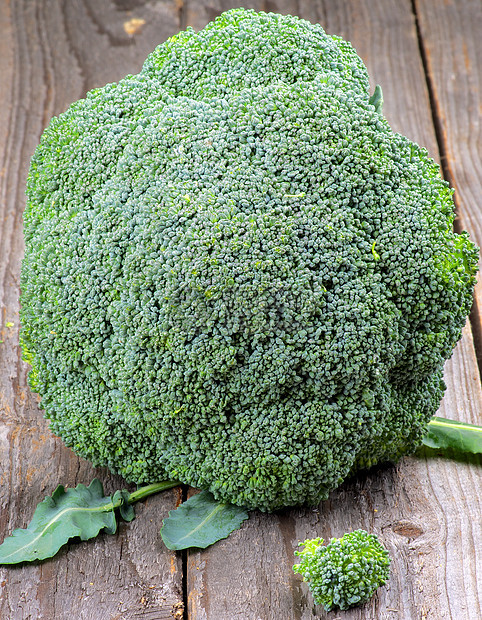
[21,8,478,511]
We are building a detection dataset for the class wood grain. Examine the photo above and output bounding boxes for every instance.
[414,0,482,364]
[0,2,184,619]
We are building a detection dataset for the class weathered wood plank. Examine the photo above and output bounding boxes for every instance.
[183,1,482,618]
[0,2,184,619]
[414,0,482,360]
[409,2,482,607]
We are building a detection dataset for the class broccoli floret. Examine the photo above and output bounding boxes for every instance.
[293,530,391,610]
[21,9,478,511]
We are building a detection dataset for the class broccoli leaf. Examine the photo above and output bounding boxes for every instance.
[0,479,120,564]
[160,491,249,550]
[0,479,180,564]
[368,84,384,115]
[423,416,482,455]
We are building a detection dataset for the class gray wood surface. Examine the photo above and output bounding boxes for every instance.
[415,0,482,360]
[1,1,481,619]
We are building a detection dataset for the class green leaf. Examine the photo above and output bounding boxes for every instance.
[160,490,249,550]
[0,479,119,564]
[114,489,135,522]
[423,416,482,455]
[0,479,181,564]
[368,84,384,115]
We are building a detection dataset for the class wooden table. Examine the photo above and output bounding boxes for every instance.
[1,1,481,618]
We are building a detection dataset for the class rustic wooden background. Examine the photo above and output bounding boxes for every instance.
[1,1,481,618]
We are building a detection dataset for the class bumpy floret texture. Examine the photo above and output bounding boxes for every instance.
[293,530,391,610]
[21,8,478,511]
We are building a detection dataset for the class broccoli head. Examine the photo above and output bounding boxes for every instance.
[21,8,478,511]
[293,530,391,610]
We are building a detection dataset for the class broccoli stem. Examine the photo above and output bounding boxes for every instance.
[128,480,181,504]
[423,417,482,454]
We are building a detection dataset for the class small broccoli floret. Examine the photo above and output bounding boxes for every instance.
[293,530,391,611]
[21,8,478,511]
